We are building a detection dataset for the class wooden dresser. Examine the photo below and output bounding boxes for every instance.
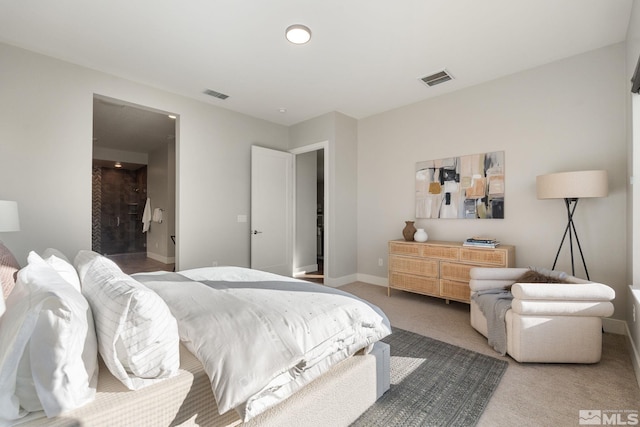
[388,240,516,303]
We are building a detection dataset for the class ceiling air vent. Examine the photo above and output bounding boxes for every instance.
[203,89,229,100]
[420,69,453,87]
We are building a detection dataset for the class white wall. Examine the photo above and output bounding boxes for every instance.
[289,112,359,285]
[333,114,359,281]
[357,43,628,320]
[146,142,174,263]
[0,42,289,270]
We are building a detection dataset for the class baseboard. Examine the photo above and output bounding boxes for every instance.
[603,317,626,335]
[147,252,175,264]
[356,274,388,288]
[293,264,318,276]
[324,274,358,288]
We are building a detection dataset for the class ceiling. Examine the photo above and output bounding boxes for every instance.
[93,96,176,159]
[0,1,633,127]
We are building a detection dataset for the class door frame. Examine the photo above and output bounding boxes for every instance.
[290,141,329,281]
[92,94,178,267]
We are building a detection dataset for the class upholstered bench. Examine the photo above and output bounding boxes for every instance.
[469,267,615,363]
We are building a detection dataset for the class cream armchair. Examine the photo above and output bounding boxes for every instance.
[469,267,615,363]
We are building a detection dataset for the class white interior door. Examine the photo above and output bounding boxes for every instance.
[251,145,293,276]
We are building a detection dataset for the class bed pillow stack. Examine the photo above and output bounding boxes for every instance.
[0,251,98,424]
[74,250,180,390]
[41,247,82,292]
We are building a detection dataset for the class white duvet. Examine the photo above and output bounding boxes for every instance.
[133,267,390,421]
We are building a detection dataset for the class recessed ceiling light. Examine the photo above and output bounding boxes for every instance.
[114,162,122,168]
[279,108,287,113]
[286,24,311,44]
[168,114,176,119]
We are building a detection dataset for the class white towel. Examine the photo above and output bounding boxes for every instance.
[152,208,163,224]
[142,198,152,233]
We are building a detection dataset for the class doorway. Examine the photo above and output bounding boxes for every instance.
[292,142,328,284]
[92,95,176,271]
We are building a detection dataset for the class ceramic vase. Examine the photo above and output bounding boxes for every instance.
[402,221,417,241]
[414,228,428,242]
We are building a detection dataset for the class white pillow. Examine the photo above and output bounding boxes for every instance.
[74,250,179,390]
[41,248,71,263]
[0,252,98,424]
[41,248,81,292]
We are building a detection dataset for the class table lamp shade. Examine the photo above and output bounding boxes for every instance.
[536,170,608,200]
[0,201,20,232]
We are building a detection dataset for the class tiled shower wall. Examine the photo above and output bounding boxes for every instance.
[92,166,147,255]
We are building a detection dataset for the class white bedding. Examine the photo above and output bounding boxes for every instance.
[133,267,391,421]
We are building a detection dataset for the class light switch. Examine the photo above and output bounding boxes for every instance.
[237,214,247,223]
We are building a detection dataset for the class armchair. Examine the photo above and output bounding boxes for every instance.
[469,267,615,363]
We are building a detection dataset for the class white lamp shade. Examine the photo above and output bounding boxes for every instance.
[536,170,608,199]
[0,201,20,232]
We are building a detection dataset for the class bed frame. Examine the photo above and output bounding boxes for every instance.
[20,342,390,426]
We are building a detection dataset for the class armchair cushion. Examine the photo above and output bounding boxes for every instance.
[511,300,615,317]
[511,283,615,301]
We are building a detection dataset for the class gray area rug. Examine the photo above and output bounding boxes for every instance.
[351,327,508,427]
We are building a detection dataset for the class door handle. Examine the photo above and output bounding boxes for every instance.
[117,216,120,227]
[252,230,263,235]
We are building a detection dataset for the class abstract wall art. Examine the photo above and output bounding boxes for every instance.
[415,151,505,219]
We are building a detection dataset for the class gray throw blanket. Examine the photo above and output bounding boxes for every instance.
[471,289,513,355]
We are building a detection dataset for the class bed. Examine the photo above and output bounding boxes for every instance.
[0,246,391,426]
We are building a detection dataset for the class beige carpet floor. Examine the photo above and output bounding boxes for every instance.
[340,282,640,427]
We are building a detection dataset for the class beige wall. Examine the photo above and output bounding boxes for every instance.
[357,43,628,321]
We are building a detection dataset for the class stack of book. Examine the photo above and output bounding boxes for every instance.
[463,237,500,248]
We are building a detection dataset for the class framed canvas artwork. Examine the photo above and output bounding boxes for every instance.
[415,151,505,219]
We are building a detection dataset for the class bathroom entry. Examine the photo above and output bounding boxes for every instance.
[92,95,176,260]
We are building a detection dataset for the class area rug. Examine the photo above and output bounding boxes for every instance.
[351,327,508,427]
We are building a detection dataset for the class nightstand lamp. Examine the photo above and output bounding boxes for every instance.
[0,200,20,232]
[536,170,608,280]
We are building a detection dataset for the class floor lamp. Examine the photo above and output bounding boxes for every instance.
[536,170,608,280]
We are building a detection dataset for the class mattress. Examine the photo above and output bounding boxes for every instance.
[18,342,389,427]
